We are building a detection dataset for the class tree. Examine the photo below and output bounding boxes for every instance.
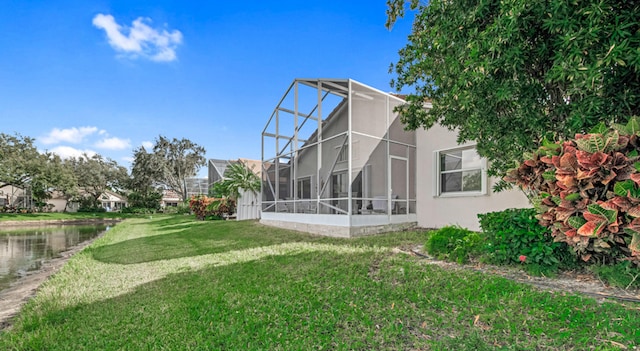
[145,136,206,201]
[221,162,261,199]
[68,154,129,209]
[30,153,77,211]
[0,133,44,188]
[387,0,640,178]
[128,146,163,210]
[0,133,77,210]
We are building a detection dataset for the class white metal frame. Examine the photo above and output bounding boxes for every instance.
[261,78,417,230]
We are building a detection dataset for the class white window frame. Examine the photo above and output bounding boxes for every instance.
[433,145,487,197]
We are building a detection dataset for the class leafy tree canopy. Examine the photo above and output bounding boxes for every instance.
[387,0,640,178]
[0,133,44,188]
[132,136,206,201]
[128,146,164,210]
[68,154,129,208]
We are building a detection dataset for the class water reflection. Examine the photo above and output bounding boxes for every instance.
[0,224,109,291]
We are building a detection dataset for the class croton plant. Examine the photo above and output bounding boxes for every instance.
[505,117,640,264]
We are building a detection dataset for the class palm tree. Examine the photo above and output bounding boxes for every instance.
[222,162,260,200]
[206,162,260,218]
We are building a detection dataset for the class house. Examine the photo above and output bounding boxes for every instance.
[0,185,29,208]
[99,190,127,212]
[161,189,181,208]
[0,186,128,213]
[260,78,529,237]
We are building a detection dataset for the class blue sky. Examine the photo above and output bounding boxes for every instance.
[0,1,413,176]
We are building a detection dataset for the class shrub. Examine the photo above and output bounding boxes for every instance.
[478,208,576,274]
[590,261,640,289]
[425,226,482,264]
[176,203,191,215]
[78,206,106,213]
[505,117,640,265]
[121,207,153,214]
[189,196,236,220]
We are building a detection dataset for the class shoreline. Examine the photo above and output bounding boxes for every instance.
[0,218,122,228]
[0,219,117,329]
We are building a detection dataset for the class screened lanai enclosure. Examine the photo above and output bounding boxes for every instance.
[261,79,417,237]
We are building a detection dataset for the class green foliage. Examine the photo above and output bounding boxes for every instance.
[126,190,162,211]
[425,226,482,264]
[505,119,640,264]
[130,136,206,202]
[68,154,129,208]
[478,208,575,274]
[0,133,43,188]
[210,162,261,200]
[209,180,231,198]
[147,136,207,201]
[387,0,640,177]
[77,206,107,213]
[590,261,640,289]
[176,202,191,215]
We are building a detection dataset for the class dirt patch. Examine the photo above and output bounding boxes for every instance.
[0,229,107,330]
[394,246,640,304]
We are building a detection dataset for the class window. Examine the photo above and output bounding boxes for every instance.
[297,177,312,199]
[336,145,348,163]
[332,172,348,197]
[336,140,359,163]
[436,147,486,196]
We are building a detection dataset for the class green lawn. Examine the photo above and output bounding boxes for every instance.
[0,216,637,350]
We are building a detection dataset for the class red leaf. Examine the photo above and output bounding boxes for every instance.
[559,153,578,170]
[565,229,577,238]
[628,205,640,218]
[610,197,632,211]
[577,220,606,237]
[583,212,605,222]
[540,156,553,164]
[576,168,598,180]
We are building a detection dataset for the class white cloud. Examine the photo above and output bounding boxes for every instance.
[141,141,154,149]
[41,126,98,145]
[92,13,183,62]
[95,137,131,150]
[121,156,134,164]
[49,146,97,159]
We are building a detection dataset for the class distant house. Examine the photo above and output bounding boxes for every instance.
[260,78,529,237]
[0,185,28,208]
[0,187,127,213]
[161,189,181,208]
[99,190,127,212]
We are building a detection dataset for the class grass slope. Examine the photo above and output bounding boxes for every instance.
[0,216,637,350]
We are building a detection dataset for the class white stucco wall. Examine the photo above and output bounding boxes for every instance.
[416,124,530,231]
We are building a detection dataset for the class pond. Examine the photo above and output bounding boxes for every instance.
[0,224,110,291]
